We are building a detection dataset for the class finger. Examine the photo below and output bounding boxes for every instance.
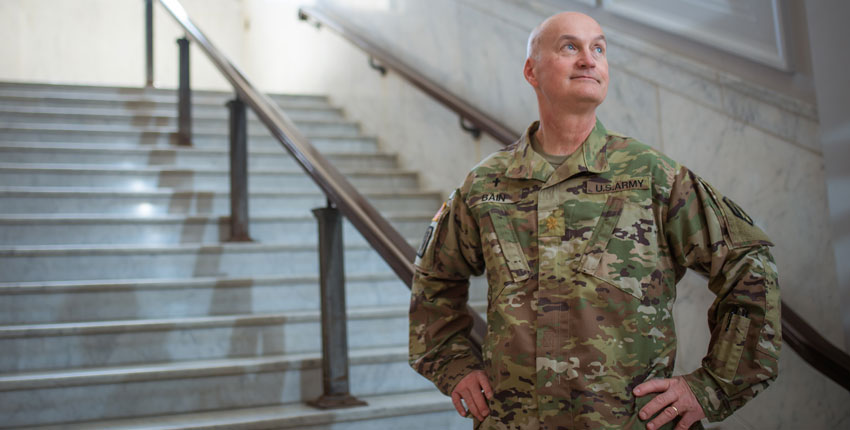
[470,388,491,420]
[459,389,483,421]
[466,387,490,421]
[634,377,672,396]
[639,390,675,421]
[646,404,681,430]
[451,391,467,417]
[675,412,700,430]
[476,372,494,399]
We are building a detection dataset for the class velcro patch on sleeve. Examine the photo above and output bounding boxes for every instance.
[698,177,773,248]
[720,195,772,247]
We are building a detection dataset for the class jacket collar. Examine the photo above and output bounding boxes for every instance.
[504,119,610,184]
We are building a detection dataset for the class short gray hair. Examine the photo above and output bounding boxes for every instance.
[526,23,543,60]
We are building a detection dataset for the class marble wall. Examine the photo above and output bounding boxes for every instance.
[304,0,849,428]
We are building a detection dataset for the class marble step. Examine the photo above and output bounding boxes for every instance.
[0,241,417,282]
[0,163,419,191]
[0,213,430,246]
[0,105,345,123]
[0,186,442,216]
[0,93,334,113]
[0,142,397,168]
[11,390,465,430]
[0,84,329,107]
[0,275,486,325]
[0,81,295,94]
[0,273,418,324]
[0,131,378,152]
[0,120,363,140]
[0,347,434,429]
[0,305,419,372]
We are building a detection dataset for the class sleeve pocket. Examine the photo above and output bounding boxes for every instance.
[707,310,751,395]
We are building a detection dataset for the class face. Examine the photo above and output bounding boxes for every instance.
[524,12,609,111]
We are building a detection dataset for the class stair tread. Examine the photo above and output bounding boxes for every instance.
[0,162,415,177]
[0,122,357,132]
[0,139,381,149]
[0,272,401,291]
[0,305,413,337]
[0,185,438,195]
[0,345,408,389]
[0,239,420,253]
[0,105,341,116]
[0,212,430,222]
[13,390,454,430]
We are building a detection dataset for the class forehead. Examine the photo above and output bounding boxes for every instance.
[541,13,605,43]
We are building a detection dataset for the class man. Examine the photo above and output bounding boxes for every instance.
[409,11,780,430]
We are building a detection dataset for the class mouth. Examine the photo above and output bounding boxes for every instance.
[570,76,598,82]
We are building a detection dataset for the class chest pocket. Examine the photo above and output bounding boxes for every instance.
[578,195,658,299]
[487,206,531,284]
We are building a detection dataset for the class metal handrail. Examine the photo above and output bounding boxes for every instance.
[782,302,850,391]
[298,7,520,145]
[153,0,488,344]
[298,5,850,393]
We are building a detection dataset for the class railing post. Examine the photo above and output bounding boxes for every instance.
[227,97,252,242]
[177,36,192,146]
[145,0,154,87]
[308,202,367,409]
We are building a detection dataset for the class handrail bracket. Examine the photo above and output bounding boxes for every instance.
[460,117,482,140]
[368,56,387,76]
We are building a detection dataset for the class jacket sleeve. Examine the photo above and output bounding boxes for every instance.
[661,166,781,422]
[409,187,486,395]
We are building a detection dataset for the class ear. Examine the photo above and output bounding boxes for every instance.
[523,57,538,88]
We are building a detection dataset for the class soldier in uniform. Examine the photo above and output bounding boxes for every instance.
[408,11,780,430]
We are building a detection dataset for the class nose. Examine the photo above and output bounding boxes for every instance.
[577,49,596,68]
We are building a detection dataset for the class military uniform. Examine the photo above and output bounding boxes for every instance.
[409,120,780,429]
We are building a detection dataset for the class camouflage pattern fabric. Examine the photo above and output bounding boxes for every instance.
[409,119,780,429]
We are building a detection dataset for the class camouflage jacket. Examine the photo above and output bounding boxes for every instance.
[409,120,780,429]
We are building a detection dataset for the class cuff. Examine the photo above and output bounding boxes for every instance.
[682,368,733,422]
[436,353,483,395]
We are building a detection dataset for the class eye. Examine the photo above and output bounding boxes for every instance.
[594,45,605,54]
[563,43,576,52]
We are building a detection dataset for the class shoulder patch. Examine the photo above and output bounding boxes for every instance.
[415,191,456,267]
[416,226,434,258]
[698,177,773,248]
[431,201,447,222]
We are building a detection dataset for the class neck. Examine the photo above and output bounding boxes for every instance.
[535,109,597,156]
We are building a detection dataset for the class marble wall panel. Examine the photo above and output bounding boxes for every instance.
[659,88,842,345]
[719,84,821,153]
[704,345,850,430]
[455,2,538,131]
[609,45,725,113]
[661,91,842,343]
[597,70,661,150]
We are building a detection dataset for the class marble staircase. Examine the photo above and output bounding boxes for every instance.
[0,82,473,429]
